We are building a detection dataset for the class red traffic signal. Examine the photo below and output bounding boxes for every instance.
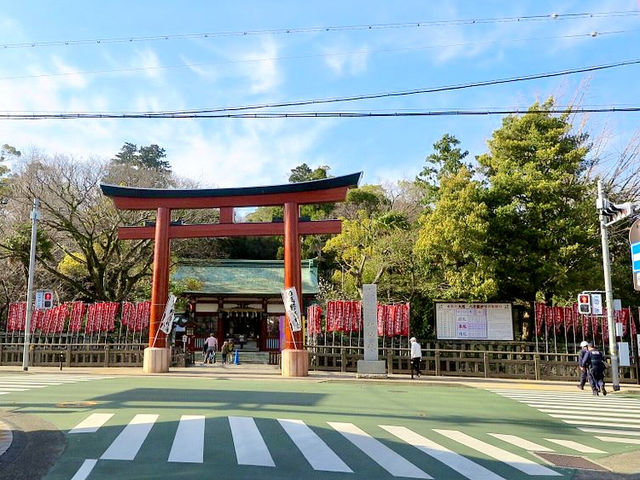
[43,290,54,308]
[577,294,591,314]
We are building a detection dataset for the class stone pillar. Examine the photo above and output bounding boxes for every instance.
[357,284,386,377]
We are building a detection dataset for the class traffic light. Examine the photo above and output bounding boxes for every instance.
[43,290,54,309]
[577,293,591,314]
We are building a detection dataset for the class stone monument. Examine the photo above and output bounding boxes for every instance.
[357,284,387,378]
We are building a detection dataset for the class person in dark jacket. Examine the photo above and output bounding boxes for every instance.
[577,340,589,390]
[585,342,607,396]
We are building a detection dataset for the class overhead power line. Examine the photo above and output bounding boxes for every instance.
[0,28,632,82]
[0,10,637,50]
[1,106,638,120]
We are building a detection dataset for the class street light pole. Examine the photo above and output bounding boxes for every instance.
[597,180,621,391]
[22,198,39,372]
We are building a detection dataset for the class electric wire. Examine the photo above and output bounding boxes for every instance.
[0,10,637,50]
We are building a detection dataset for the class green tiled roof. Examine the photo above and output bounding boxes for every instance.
[172,259,319,295]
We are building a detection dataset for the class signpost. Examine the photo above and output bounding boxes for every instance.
[281,287,302,348]
[630,220,640,291]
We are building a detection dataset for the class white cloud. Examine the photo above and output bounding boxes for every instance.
[237,36,282,94]
[323,44,370,76]
[132,48,163,80]
[50,56,88,89]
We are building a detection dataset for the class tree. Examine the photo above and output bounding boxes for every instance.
[288,163,330,183]
[414,167,497,300]
[112,142,171,174]
[478,99,599,311]
[416,134,469,204]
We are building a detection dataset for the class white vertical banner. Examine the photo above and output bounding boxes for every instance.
[281,287,302,332]
[591,294,603,316]
[159,294,177,334]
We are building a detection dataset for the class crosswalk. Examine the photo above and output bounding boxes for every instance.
[490,388,640,446]
[0,374,109,396]
[67,410,610,479]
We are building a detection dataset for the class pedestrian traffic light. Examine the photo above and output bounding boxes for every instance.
[577,293,591,314]
[43,290,54,309]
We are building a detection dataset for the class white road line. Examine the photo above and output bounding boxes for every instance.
[579,427,640,436]
[329,422,431,479]
[595,436,640,445]
[433,429,560,477]
[69,413,114,434]
[168,415,205,463]
[278,419,352,472]
[0,388,28,392]
[540,409,640,419]
[547,414,640,424]
[564,419,640,429]
[229,416,275,467]
[70,459,98,480]
[496,396,640,406]
[487,433,554,452]
[492,393,640,404]
[0,383,54,387]
[381,425,506,480]
[101,414,158,461]
[545,438,606,454]
[528,403,640,412]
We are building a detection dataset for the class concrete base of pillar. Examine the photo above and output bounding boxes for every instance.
[142,347,170,373]
[356,360,387,378]
[281,349,309,377]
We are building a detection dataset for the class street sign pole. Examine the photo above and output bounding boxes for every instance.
[597,180,620,391]
[22,198,40,372]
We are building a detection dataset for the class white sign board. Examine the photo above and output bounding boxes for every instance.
[281,287,302,332]
[35,290,44,309]
[591,294,603,315]
[436,303,513,340]
[159,294,177,334]
[618,342,631,367]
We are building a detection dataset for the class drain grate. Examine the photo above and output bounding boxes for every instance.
[56,401,98,408]
[536,452,608,471]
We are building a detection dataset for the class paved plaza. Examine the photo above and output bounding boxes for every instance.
[1,366,639,479]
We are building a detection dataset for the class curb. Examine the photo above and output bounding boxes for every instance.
[0,419,12,457]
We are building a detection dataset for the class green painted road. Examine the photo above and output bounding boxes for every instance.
[1,372,639,479]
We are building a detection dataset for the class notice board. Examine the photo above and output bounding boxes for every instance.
[436,303,513,340]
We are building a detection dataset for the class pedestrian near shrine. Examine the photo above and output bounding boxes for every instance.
[586,342,607,396]
[220,340,229,364]
[410,337,422,379]
[577,340,589,390]
[203,333,218,364]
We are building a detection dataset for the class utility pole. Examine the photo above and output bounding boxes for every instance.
[596,180,625,391]
[22,198,39,372]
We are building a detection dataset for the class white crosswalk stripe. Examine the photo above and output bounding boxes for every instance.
[0,374,110,396]
[544,438,605,453]
[278,419,352,472]
[595,436,640,445]
[433,429,561,476]
[382,425,507,480]
[491,388,640,439]
[68,412,593,479]
[328,422,431,478]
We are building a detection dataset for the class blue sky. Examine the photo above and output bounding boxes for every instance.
[1,1,639,187]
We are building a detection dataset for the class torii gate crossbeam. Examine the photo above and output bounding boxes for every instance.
[101,172,361,376]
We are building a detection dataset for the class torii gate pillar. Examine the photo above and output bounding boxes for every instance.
[282,202,308,376]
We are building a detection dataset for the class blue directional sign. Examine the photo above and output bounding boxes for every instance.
[632,242,640,273]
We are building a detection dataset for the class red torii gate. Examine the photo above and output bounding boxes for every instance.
[100,172,361,376]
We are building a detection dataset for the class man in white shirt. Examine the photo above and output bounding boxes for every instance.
[204,333,218,364]
[410,337,422,379]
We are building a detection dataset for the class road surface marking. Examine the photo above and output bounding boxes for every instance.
[101,414,158,460]
[545,438,606,453]
[487,433,554,452]
[433,429,560,476]
[381,425,506,480]
[229,416,275,467]
[595,436,640,445]
[69,413,114,434]
[278,419,352,472]
[70,459,98,480]
[168,415,205,463]
[329,422,431,479]
[579,427,640,436]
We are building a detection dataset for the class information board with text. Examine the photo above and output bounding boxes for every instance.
[436,303,513,340]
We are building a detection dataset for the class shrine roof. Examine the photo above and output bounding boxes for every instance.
[172,259,319,295]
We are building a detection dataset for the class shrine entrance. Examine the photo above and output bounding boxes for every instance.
[100,172,361,376]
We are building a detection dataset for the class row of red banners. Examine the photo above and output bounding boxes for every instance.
[306,301,410,337]
[534,303,638,341]
[6,301,151,334]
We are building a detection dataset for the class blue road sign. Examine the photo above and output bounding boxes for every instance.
[632,242,640,272]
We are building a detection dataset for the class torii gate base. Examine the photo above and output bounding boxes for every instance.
[143,347,171,374]
[281,349,308,377]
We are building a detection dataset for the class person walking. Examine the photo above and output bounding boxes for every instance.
[577,340,589,390]
[586,342,607,396]
[410,337,422,379]
[220,340,229,364]
[203,333,218,364]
